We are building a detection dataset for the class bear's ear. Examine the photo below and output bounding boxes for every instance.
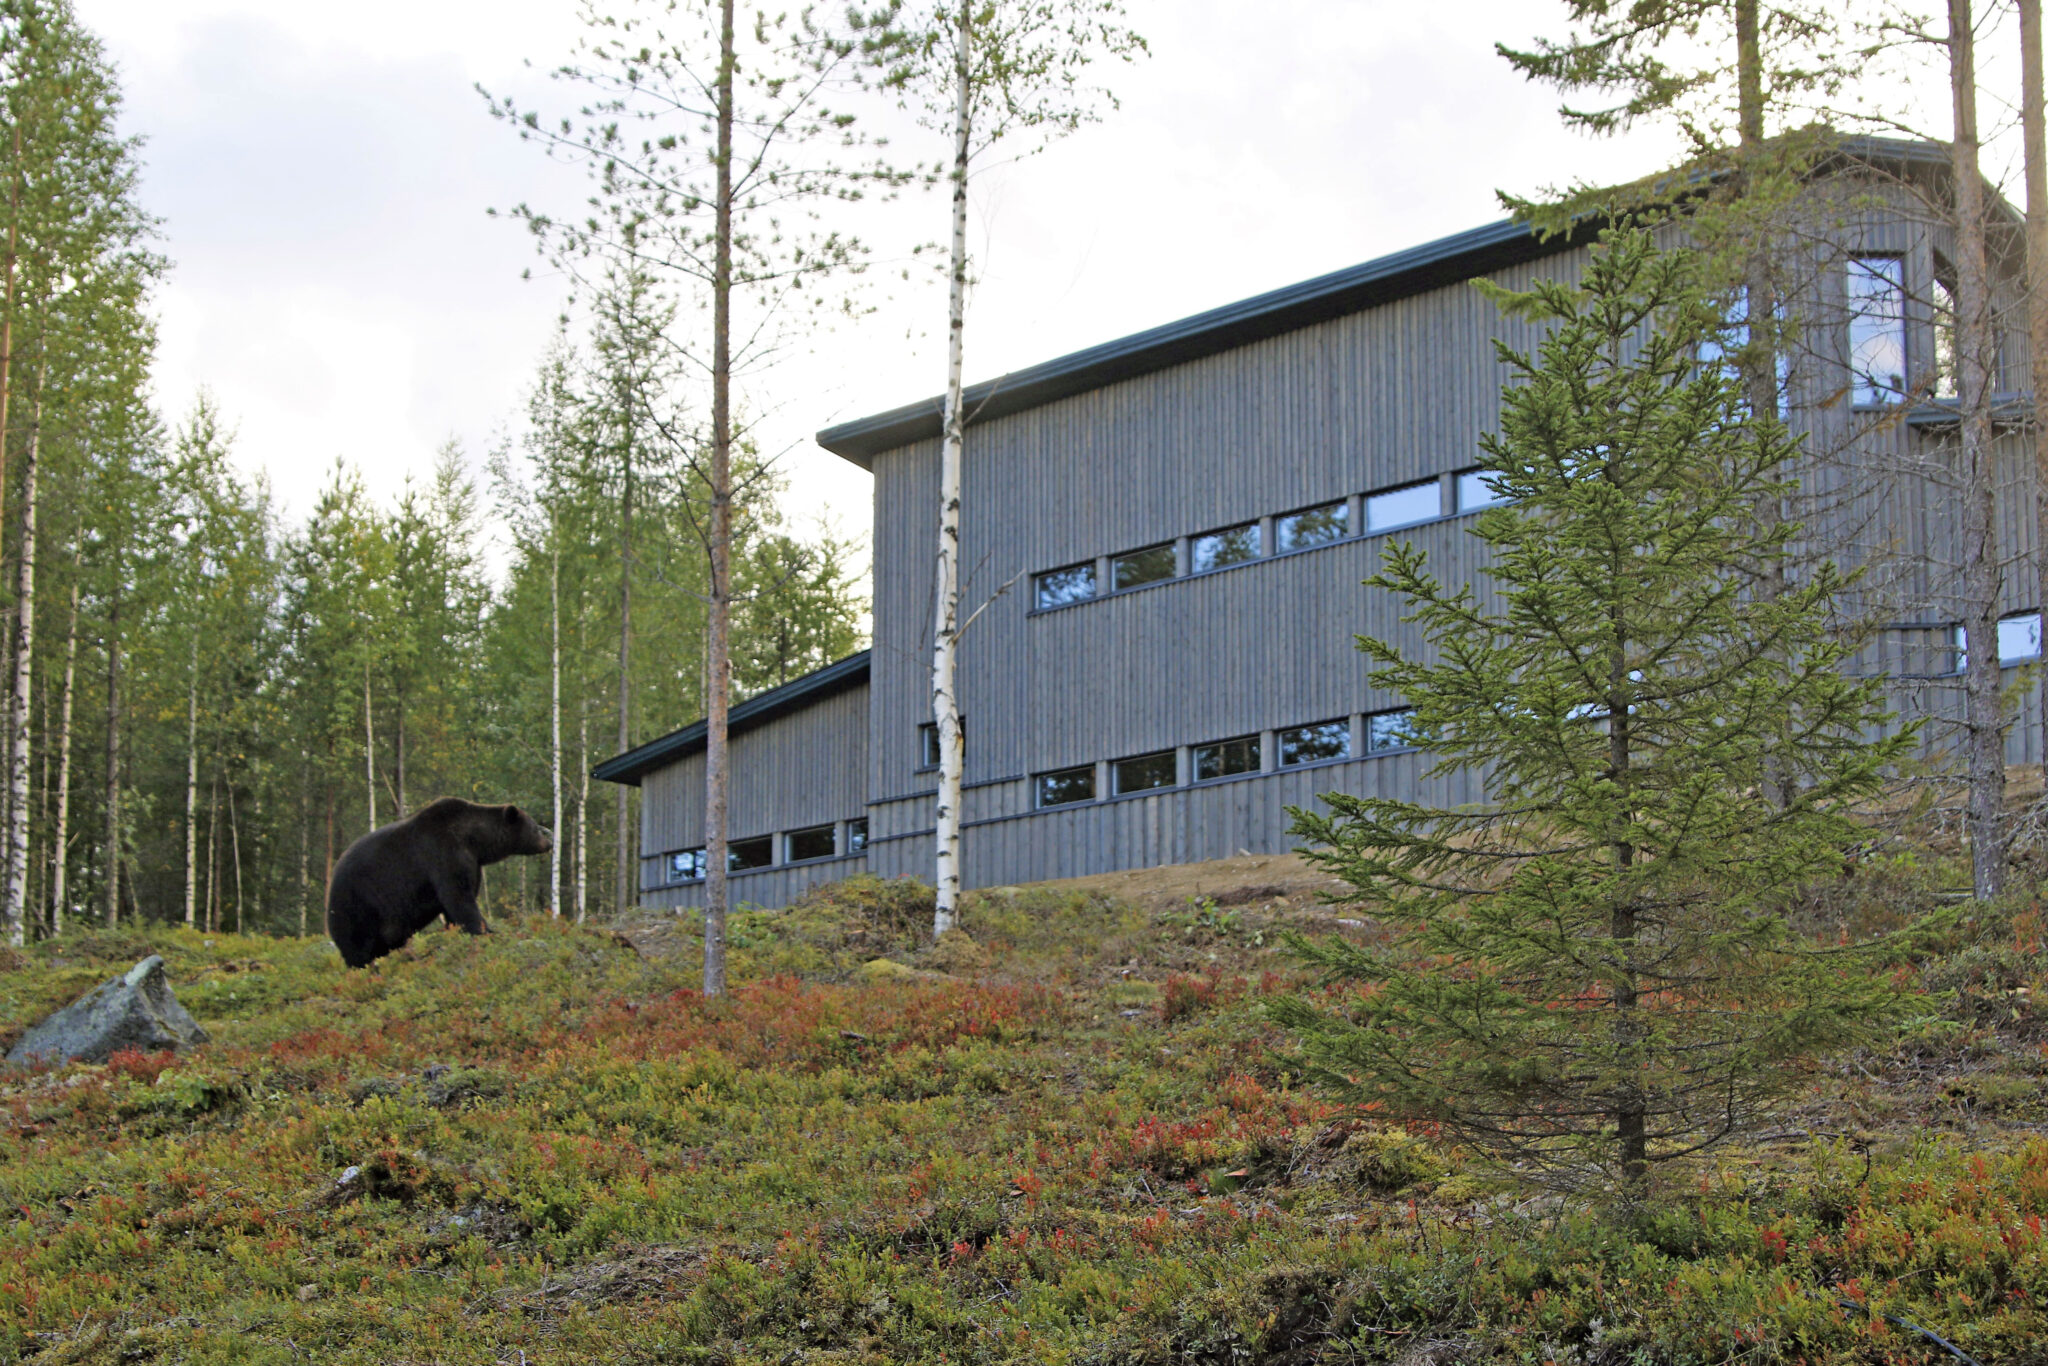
[504,805,522,824]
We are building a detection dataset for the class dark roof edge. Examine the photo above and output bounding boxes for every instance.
[591,650,872,787]
[816,216,1598,466]
[816,136,1980,467]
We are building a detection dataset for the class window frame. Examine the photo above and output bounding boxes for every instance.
[1192,733,1261,783]
[1111,748,1178,795]
[1365,708,1419,754]
[1033,560,1098,611]
[1111,542,1177,591]
[727,834,774,873]
[1364,478,1443,534]
[1275,500,1352,553]
[668,848,707,884]
[1279,718,1351,767]
[1190,520,1262,572]
[1846,254,1907,409]
[846,818,869,854]
[1034,763,1098,808]
[784,823,837,864]
[1454,468,1507,514]
[917,717,965,772]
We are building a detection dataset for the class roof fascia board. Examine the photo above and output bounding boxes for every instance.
[592,650,872,786]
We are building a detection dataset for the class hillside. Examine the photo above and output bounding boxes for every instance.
[4,871,2048,1364]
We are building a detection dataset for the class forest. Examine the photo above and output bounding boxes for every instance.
[0,1,868,947]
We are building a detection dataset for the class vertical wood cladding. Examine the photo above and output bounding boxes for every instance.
[639,681,869,860]
[627,178,2045,912]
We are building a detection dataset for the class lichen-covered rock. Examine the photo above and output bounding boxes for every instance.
[5,955,207,1067]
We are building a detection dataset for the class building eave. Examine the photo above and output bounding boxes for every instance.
[591,650,872,787]
[815,216,1600,467]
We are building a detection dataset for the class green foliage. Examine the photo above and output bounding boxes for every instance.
[2,885,2047,1363]
[1277,231,1920,1196]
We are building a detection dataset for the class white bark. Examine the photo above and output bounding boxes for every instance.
[550,533,563,917]
[363,653,377,831]
[576,698,589,924]
[1,379,39,946]
[931,0,972,938]
[47,580,74,936]
[183,627,198,928]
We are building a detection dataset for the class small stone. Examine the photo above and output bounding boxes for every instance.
[5,957,207,1068]
[338,1165,362,1186]
[296,1284,319,1302]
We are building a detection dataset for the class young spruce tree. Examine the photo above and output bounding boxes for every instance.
[1274,231,1913,1196]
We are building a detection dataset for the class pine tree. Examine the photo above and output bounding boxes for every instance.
[1273,231,1915,1196]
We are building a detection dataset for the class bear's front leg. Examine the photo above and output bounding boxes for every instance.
[432,869,493,937]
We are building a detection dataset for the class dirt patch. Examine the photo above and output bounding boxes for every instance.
[500,1244,706,1313]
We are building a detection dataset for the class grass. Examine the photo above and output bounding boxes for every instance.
[3,872,2048,1363]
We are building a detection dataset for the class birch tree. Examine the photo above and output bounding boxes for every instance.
[866,0,1144,933]
[488,0,895,994]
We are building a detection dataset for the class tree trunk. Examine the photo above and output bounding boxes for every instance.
[1951,0,2006,899]
[204,768,219,934]
[363,654,377,830]
[228,779,243,934]
[0,125,20,546]
[931,0,973,937]
[184,627,198,928]
[550,533,562,916]
[47,579,74,936]
[297,751,310,937]
[101,586,119,928]
[2021,0,2048,790]
[703,0,737,998]
[617,393,634,917]
[1605,626,1645,1191]
[322,788,334,936]
[576,697,589,924]
[1,370,41,946]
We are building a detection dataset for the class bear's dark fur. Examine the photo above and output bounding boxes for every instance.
[327,798,553,968]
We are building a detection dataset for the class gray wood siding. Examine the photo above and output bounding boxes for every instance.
[637,680,869,869]
[641,853,869,911]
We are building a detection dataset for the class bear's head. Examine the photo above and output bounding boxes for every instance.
[496,804,554,859]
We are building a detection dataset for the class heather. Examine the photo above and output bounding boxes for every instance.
[0,873,2040,1363]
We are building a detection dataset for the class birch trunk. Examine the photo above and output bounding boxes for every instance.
[297,752,309,936]
[363,655,377,830]
[183,628,198,927]
[2021,0,2048,788]
[1951,0,2007,898]
[228,780,243,934]
[576,698,589,924]
[931,0,972,938]
[617,405,634,917]
[47,580,74,936]
[204,769,219,933]
[101,586,119,927]
[550,534,562,916]
[702,0,737,997]
[0,372,39,946]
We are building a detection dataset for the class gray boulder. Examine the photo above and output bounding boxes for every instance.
[5,955,208,1068]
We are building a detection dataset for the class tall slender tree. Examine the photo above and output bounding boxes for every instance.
[867,0,1144,932]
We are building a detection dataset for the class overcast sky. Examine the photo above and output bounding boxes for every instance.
[64,0,1991,560]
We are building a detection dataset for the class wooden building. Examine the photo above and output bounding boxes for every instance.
[596,139,2043,910]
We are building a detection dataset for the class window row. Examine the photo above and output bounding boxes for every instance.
[666,817,870,884]
[1032,709,1417,808]
[1034,471,1506,611]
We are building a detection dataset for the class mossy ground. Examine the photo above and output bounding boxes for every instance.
[4,870,2048,1363]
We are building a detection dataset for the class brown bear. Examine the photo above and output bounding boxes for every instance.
[327,798,553,968]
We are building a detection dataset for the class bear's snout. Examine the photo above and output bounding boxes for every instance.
[534,827,555,855]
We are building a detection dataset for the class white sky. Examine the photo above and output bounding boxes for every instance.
[67,0,1997,562]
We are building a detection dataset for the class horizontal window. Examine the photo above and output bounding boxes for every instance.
[1035,562,1097,610]
[728,835,773,872]
[918,717,965,770]
[1455,469,1507,513]
[1280,719,1349,766]
[1277,501,1349,552]
[1113,749,1177,794]
[1954,614,2043,670]
[1366,708,1418,752]
[785,824,835,863]
[669,848,706,883]
[1113,543,1176,590]
[1192,521,1260,571]
[1194,734,1260,781]
[1366,479,1441,532]
[847,818,869,853]
[1036,764,1097,807]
